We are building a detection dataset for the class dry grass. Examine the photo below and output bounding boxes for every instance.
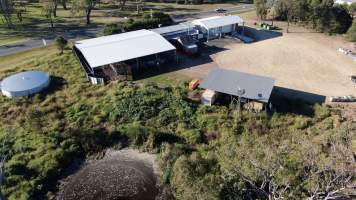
[0,45,58,69]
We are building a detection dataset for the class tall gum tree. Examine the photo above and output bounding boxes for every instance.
[72,0,97,25]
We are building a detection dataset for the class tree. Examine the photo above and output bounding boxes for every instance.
[349,2,356,18]
[254,0,268,21]
[61,0,67,10]
[277,0,296,33]
[55,36,68,54]
[72,0,97,25]
[347,20,356,41]
[135,0,145,14]
[267,0,276,26]
[0,0,14,28]
[103,23,123,35]
[113,0,127,10]
[41,0,56,29]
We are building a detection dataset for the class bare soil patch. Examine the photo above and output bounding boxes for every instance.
[176,21,356,103]
[57,149,161,200]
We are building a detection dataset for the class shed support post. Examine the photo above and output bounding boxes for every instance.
[207,29,209,42]
[175,50,178,63]
[242,22,245,35]
[136,58,139,72]
[155,54,159,70]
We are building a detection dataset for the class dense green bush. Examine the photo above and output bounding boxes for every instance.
[103,23,124,35]
[347,20,356,41]
[171,152,220,200]
[122,11,173,32]
[314,104,331,120]
[180,129,202,145]
[0,129,78,200]
[274,0,353,34]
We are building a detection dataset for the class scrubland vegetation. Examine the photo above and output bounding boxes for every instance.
[0,48,354,200]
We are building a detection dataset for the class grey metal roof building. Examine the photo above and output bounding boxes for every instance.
[1,71,50,98]
[199,68,275,103]
[151,23,195,35]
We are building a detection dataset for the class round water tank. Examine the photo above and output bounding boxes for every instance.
[1,71,50,98]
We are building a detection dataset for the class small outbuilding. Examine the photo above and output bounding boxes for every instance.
[199,68,275,109]
[1,71,50,98]
[192,15,244,41]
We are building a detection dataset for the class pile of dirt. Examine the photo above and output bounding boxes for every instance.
[57,149,161,200]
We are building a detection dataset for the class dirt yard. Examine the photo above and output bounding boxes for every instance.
[176,22,356,103]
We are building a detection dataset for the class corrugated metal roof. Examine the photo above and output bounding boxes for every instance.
[1,71,50,92]
[193,15,244,29]
[75,30,176,68]
[151,23,195,35]
[199,68,274,103]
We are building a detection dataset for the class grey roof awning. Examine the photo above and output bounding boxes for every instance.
[199,68,275,103]
[151,23,196,35]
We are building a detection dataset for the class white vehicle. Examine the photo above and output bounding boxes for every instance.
[329,95,356,102]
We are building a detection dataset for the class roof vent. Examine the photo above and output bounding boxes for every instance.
[258,93,262,98]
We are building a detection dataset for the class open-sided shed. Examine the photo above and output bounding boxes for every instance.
[199,68,275,104]
[73,29,176,82]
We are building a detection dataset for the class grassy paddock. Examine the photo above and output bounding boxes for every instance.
[0,45,58,69]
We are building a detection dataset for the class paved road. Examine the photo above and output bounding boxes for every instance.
[0,28,101,56]
[0,4,254,57]
[171,4,255,22]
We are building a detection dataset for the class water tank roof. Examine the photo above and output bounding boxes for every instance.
[1,71,50,97]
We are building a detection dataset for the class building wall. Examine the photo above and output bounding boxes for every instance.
[206,24,236,39]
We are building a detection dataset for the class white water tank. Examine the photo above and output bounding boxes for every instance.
[1,71,50,98]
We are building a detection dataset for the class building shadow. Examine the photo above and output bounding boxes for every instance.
[270,86,326,116]
[133,43,228,80]
[239,26,283,42]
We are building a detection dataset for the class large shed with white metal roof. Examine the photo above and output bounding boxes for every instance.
[73,29,176,82]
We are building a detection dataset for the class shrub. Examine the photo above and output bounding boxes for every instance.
[122,123,153,146]
[293,116,310,130]
[346,20,356,42]
[124,12,173,31]
[180,129,202,145]
[54,36,67,55]
[103,23,123,35]
[314,104,330,121]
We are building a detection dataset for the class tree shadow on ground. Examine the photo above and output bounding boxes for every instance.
[270,86,326,117]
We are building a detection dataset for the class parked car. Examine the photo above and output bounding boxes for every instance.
[351,75,356,83]
[215,8,227,13]
[329,95,356,102]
